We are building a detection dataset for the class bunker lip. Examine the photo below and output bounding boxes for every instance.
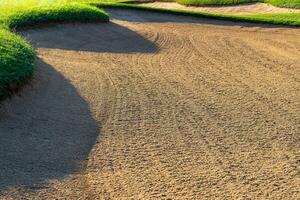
[96,2,300,26]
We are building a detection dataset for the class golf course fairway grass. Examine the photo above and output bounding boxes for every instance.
[1,7,299,200]
[175,0,300,8]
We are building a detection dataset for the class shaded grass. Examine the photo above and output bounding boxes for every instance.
[0,2,109,100]
[0,29,35,99]
[95,2,300,26]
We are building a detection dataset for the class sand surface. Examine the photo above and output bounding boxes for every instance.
[141,2,300,14]
[1,9,300,199]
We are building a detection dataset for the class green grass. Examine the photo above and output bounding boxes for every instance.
[84,0,300,8]
[174,0,300,8]
[0,29,35,99]
[0,1,109,100]
[93,2,300,25]
[176,0,256,6]
[264,0,300,8]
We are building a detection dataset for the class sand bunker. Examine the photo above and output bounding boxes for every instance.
[141,2,300,14]
[1,9,300,200]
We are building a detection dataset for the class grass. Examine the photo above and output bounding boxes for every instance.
[0,29,35,99]
[79,0,298,8]
[176,0,257,6]
[264,0,300,8]
[0,1,109,100]
[174,0,300,8]
[94,1,300,25]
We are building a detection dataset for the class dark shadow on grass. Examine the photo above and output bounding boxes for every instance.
[19,22,159,53]
[105,8,300,29]
[0,58,99,192]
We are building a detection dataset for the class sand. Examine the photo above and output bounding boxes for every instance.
[141,2,300,14]
[0,9,299,200]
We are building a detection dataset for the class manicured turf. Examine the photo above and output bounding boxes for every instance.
[2,3,109,29]
[0,1,109,99]
[264,0,300,8]
[94,2,300,25]
[81,0,300,8]
[0,29,35,99]
[176,0,256,6]
[175,0,300,8]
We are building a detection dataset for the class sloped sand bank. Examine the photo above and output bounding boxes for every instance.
[141,2,300,14]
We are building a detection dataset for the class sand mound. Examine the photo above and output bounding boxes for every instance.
[1,9,299,199]
[141,2,300,14]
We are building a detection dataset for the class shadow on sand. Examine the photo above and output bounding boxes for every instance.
[19,22,159,53]
[105,8,297,29]
[0,20,159,193]
[0,59,99,192]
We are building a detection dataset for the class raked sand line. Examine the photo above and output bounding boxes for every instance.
[141,2,300,14]
[1,9,300,199]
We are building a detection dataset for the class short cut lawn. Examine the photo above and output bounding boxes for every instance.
[81,0,300,8]
[164,0,300,8]
[0,0,109,100]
